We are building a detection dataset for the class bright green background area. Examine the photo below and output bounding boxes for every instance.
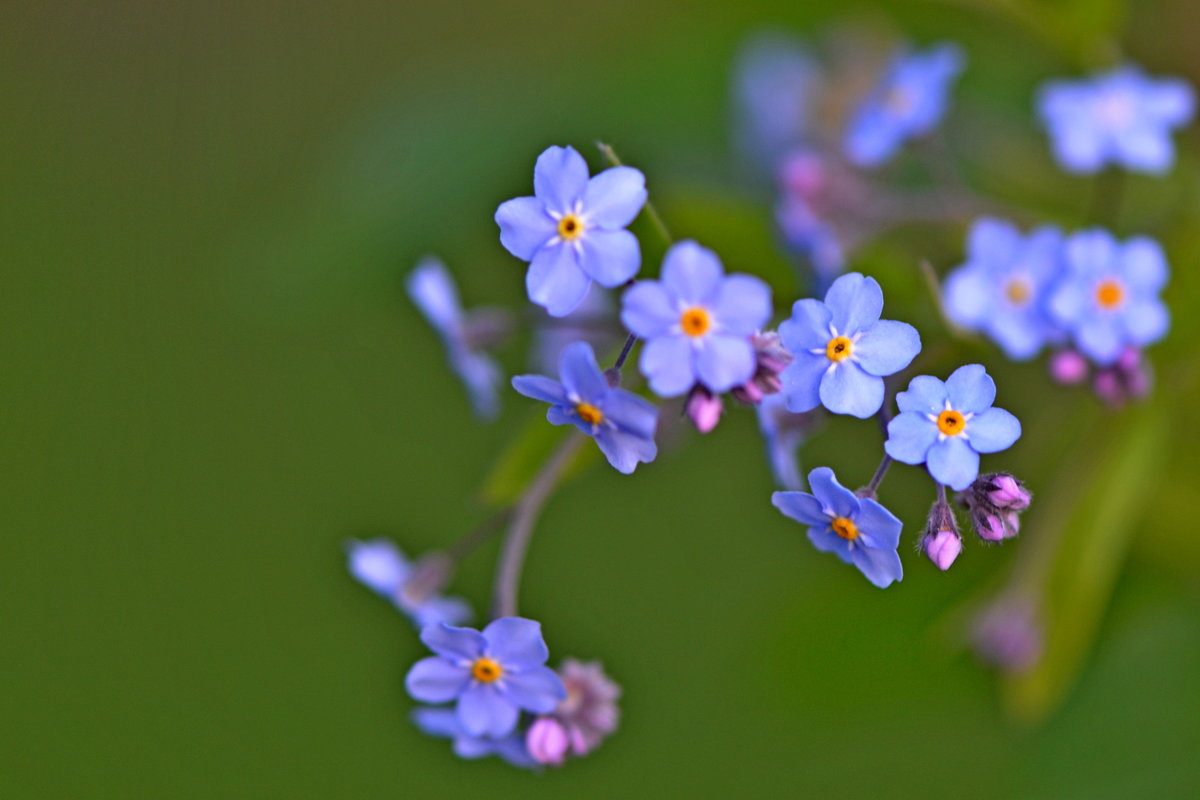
[4,0,1200,797]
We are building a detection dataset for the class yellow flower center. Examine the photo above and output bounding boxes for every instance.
[825,336,853,362]
[575,402,603,425]
[937,409,965,436]
[831,516,859,540]
[557,214,584,241]
[1096,279,1124,310]
[1005,279,1031,306]
[471,657,503,683]
[680,307,711,338]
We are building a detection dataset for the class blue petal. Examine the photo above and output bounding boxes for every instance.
[412,707,460,739]
[1114,124,1172,173]
[1076,316,1123,365]
[884,412,938,464]
[557,341,607,402]
[582,166,647,228]
[411,596,473,629]
[495,196,556,261]
[450,349,501,419]
[895,374,947,414]
[942,265,991,328]
[1119,237,1168,293]
[527,243,592,317]
[1048,278,1088,325]
[578,228,641,287]
[601,389,658,440]
[1067,229,1118,274]
[420,623,485,661]
[987,309,1045,361]
[819,362,884,418]
[1046,115,1107,173]
[844,107,901,167]
[547,404,591,435]
[695,334,756,392]
[511,374,567,406]
[823,272,883,334]
[1123,298,1169,345]
[533,145,589,212]
[966,408,1021,454]
[406,657,471,703]
[1145,78,1195,125]
[594,427,657,474]
[346,538,409,594]
[499,665,566,713]
[944,364,995,413]
[807,527,853,564]
[855,498,903,550]
[849,545,903,589]
[807,466,858,518]
[779,298,834,351]
[926,436,980,491]
[406,258,462,334]
[771,491,827,526]
[639,335,695,397]
[781,353,826,413]
[457,684,519,738]
[482,617,550,669]
[967,217,1021,266]
[661,241,724,305]
[620,281,677,338]
[711,274,772,334]
[852,320,921,376]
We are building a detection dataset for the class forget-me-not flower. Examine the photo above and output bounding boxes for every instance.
[346,538,472,629]
[885,365,1021,491]
[406,618,567,739]
[512,341,658,474]
[778,272,921,418]
[620,240,772,396]
[844,43,964,168]
[408,257,505,418]
[943,218,1066,360]
[1047,229,1170,366]
[496,146,647,317]
[772,466,904,588]
[412,707,538,769]
[1038,66,1195,174]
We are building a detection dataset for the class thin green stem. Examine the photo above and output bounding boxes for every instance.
[596,141,674,247]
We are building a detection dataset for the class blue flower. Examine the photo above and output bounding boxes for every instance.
[620,240,773,396]
[407,257,505,419]
[346,538,472,629]
[496,146,647,317]
[411,707,538,769]
[843,43,964,168]
[732,32,820,175]
[772,467,904,588]
[778,272,921,418]
[405,618,567,739]
[512,341,658,474]
[1046,229,1170,366]
[943,218,1066,360]
[885,365,1022,491]
[756,393,811,491]
[1038,66,1195,174]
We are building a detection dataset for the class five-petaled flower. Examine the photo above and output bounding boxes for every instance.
[496,145,647,317]
[778,272,921,418]
[512,341,658,474]
[406,618,567,739]
[620,240,773,396]
[346,538,472,629]
[885,364,1022,491]
[772,466,904,588]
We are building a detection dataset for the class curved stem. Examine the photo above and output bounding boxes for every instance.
[865,455,893,495]
[595,141,674,247]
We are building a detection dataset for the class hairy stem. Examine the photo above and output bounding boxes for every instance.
[866,455,893,495]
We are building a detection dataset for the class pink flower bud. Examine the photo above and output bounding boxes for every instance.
[923,529,962,571]
[1002,511,1020,539]
[976,513,1008,542]
[685,387,723,433]
[1093,368,1125,407]
[1049,349,1089,385]
[526,717,570,766]
[987,474,1031,510]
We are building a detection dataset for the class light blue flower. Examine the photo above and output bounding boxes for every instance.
[411,707,538,769]
[772,466,904,588]
[1046,229,1170,366]
[732,32,820,175]
[620,240,773,396]
[943,218,1066,360]
[346,538,472,629]
[406,618,567,739]
[512,341,658,474]
[756,393,811,491]
[885,365,1021,491]
[1038,66,1195,174]
[778,272,921,418]
[844,43,964,168]
[407,257,505,419]
[496,146,647,317]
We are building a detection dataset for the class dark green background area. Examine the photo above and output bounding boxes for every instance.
[4,0,1200,796]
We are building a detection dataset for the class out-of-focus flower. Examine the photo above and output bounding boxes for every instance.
[886,365,1021,491]
[756,393,816,491]
[620,241,772,396]
[1093,346,1152,408]
[731,32,820,175]
[843,43,965,168]
[943,218,1066,360]
[772,466,904,588]
[779,272,921,418]
[1038,66,1195,174]
[412,707,538,769]
[1048,349,1089,385]
[533,659,621,763]
[496,145,647,316]
[512,341,658,474]
[970,597,1043,672]
[405,618,566,738]
[407,258,508,419]
[684,385,724,434]
[532,288,619,375]
[922,501,962,571]
[346,538,471,629]
[525,717,570,766]
[1048,230,1170,366]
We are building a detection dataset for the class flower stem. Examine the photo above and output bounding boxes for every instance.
[610,332,637,374]
[937,482,948,505]
[595,140,674,247]
[865,455,893,494]
[491,433,587,619]
[448,508,513,560]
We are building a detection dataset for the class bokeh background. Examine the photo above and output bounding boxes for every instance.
[5,0,1200,796]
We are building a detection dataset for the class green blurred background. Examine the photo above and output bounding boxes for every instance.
[5,0,1200,796]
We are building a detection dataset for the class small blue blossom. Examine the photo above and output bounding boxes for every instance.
[512,341,658,474]
[756,393,811,491]
[346,538,472,629]
[496,146,647,317]
[1046,229,1170,366]
[411,707,538,769]
[732,32,819,174]
[778,272,921,418]
[1038,66,1195,174]
[407,258,505,419]
[405,618,567,739]
[844,43,964,168]
[772,466,904,588]
[620,240,773,396]
[885,365,1022,491]
[943,218,1066,360]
